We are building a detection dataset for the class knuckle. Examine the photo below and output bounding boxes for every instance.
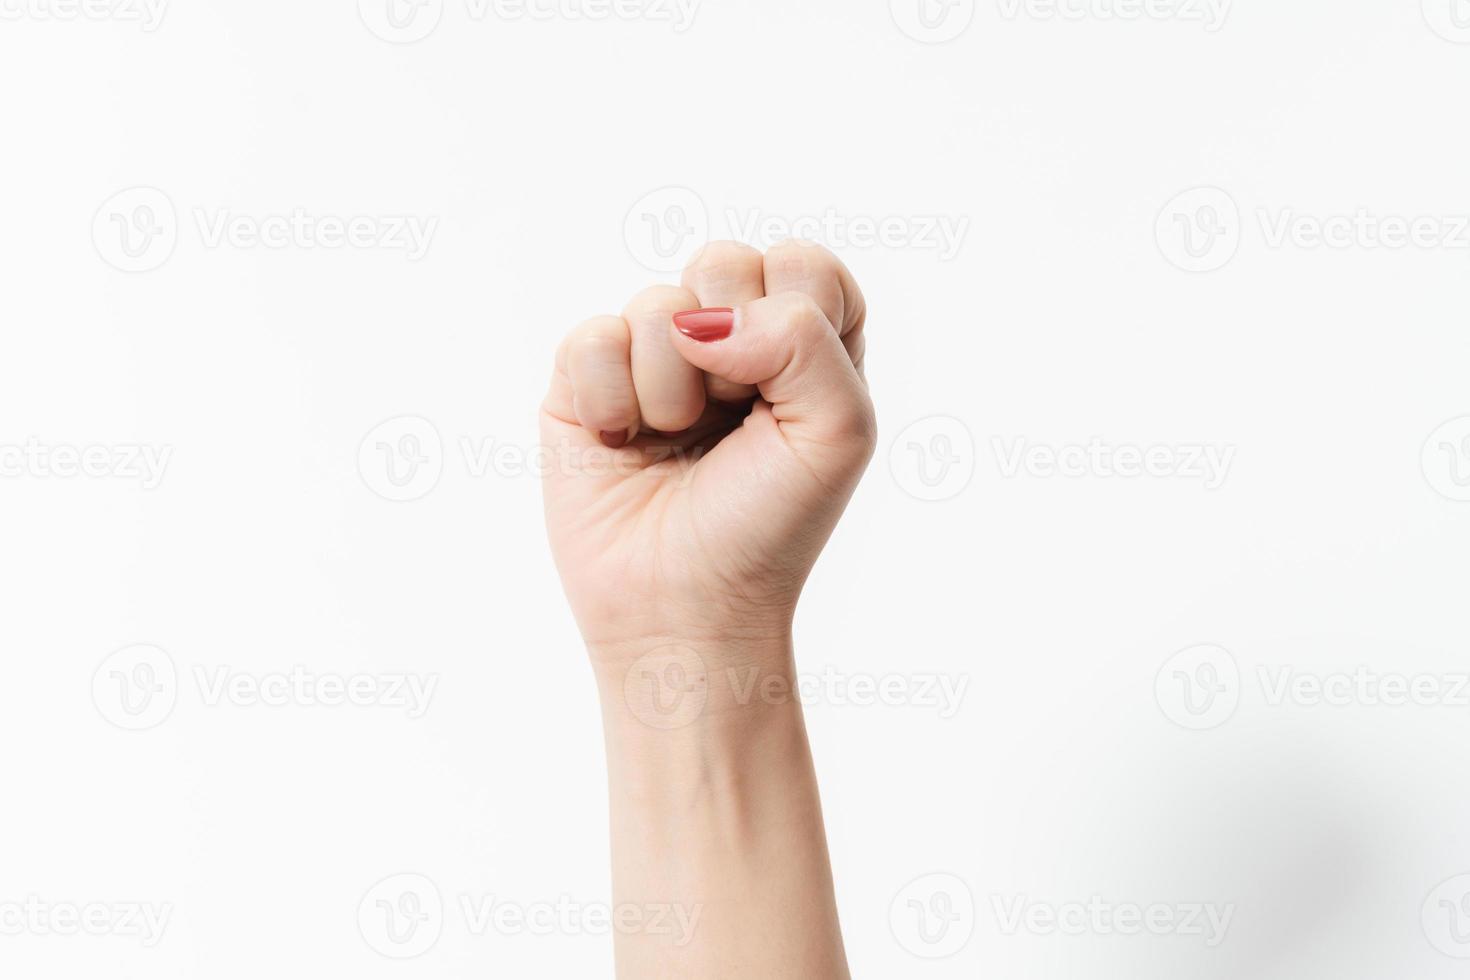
[624,284,698,322]
[684,241,762,284]
[571,332,625,360]
[571,315,627,348]
[776,291,829,334]
[765,238,839,282]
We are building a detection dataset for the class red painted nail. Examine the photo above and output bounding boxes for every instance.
[599,430,628,449]
[673,308,734,343]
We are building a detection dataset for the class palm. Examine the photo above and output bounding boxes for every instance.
[540,241,874,652]
[542,398,833,640]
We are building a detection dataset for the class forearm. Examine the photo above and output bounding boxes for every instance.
[592,637,850,980]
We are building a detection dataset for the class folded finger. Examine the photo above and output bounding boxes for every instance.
[624,284,706,434]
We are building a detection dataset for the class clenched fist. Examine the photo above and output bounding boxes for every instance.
[541,239,876,661]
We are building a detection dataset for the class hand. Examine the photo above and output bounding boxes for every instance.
[540,240,876,661]
[540,239,870,979]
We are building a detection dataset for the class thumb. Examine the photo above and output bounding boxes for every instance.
[670,295,876,467]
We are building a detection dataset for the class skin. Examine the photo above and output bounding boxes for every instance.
[540,239,876,979]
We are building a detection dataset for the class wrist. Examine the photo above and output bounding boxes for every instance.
[572,592,798,658]
[593,636,824,856]
[590,632,800,735]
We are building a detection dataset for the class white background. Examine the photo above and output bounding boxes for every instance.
[3,0,1470,976]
